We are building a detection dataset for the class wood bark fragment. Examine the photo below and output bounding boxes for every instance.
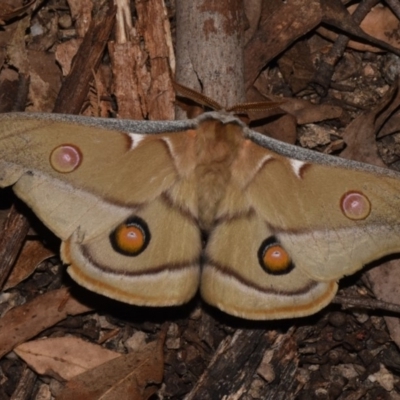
[109,0,149,120]
[108,37,148,119]
[185,329,297,400]
[53,1,116,114]
[9,365,37,400]
[109,0,175,120]
[136,0,175,120]
[0,199,30,292]
[257,330,302,400]
[66,0,94,37]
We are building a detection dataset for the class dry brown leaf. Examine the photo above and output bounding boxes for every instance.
[4,239,54,290]
[376,111,400,140]
[275,97,343,125]
[5,8,30,75]
[0,287,92,358]
[26,50,62,112]
[251,87,343,125]
[261,114,297,145]
[15,337,120,380]
[57,336,164,400]
[55,39,82,76]
[5,6,61,112]
[277,39,316,94]
[245,0,322,88]
[341,83,400,166]
[367,259,400,349]
[243,0,262,45]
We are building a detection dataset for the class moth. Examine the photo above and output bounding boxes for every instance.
[1,111,400,320]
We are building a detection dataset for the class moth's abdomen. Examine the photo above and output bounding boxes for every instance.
[194,120,244,231]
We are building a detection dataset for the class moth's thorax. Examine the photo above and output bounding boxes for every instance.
[194,120,244,231]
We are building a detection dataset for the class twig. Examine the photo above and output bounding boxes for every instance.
[333,295,400,315]
[385,0,400,21]
[311,0,380,96]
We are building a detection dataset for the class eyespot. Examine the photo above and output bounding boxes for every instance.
[50,144,82,173]
[258,237,293,275]
[340,191,371,220]
[110,216,150,256]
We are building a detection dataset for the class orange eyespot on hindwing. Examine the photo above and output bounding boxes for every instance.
[340,191,371,220]
[50,144,82,173]
[258,237,293,275]
[110,216,150,256]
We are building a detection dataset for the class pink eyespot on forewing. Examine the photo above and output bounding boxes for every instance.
[340,191,371,220]
[50,144,82,173]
